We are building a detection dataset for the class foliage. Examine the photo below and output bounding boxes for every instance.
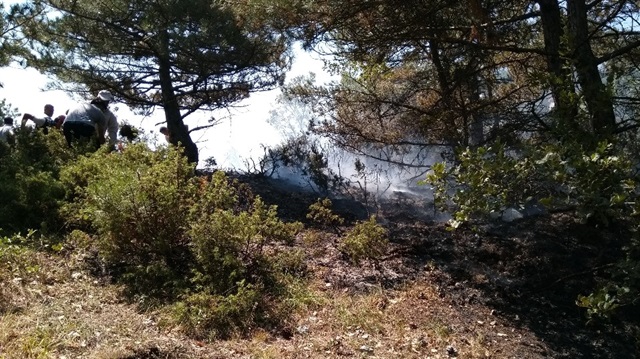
[339,215,388,265]
[0,99,19,119]
[0,232,40,281]
[424,140,637,227]
[257,135,344,193]
[63,144,304,337]
[189,174,303,295]
[171,281,262,339]
[0,232,43,313]
[12,0,292,162]
[0,127,75,235]
[0,3,28,69]
[62,144,197,297]
[307,197,344,233]
[424,138,640,320]
[577,239,640,322]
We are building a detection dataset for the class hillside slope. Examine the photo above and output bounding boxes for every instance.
[0,174,637,358]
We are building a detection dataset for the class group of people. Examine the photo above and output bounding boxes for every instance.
[0,90,120,149]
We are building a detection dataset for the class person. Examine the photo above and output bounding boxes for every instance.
[21,104,57,133]
[97,90,119,149]
[0,117,15,144]
[159,126,171,143]
[159,124,188,144]
[53,114,66,130]
[62,98,107,147]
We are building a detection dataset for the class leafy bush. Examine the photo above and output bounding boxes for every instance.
[0,128,72,235]
[255,135,344,193]
[63,144,305,337]
[424,140,637,227]
[0,232,42,313]
[340,215,388,264]
[189,179,302,294]
[307,197,344,231]
[424,139,640,321]
[577,238,640,322]
[61,144,198,298]
[171,281,261,339]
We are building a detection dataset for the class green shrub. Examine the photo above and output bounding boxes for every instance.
[0,128,72,235]
[577,238,640,322]
[340,215,388,265]
[189,171,302,288]
[0,233,42,313]
[171,281,261,339]
[61,144,198,298]
[63,144,306,337]
[307,198,344,231]
[423,139,640,321]
[424,140,636,227]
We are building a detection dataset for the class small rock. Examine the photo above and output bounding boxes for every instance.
[71,272,82,280]
[359,345,373,352]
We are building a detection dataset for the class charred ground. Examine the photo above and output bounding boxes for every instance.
[240,172,639,358]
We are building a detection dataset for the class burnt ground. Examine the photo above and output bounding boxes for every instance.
[238,173,640,358]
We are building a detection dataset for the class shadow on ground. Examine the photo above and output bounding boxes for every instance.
[236,172,638,358]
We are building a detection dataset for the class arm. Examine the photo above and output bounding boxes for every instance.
[21,114,47,127]
[106,111,119,146]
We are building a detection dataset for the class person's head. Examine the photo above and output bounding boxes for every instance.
[159,126,169,136]
[44,104,54,117]
[4,117,13,125]
[54,115,65,129]
[97,90,114,104]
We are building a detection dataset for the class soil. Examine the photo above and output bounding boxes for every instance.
[237,173,639,358]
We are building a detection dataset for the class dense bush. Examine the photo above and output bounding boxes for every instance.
[0,128,73,235]
[61,144,198,298]
[63,144,304,336]
[307,197,344,232]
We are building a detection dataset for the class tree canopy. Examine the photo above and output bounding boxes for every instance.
[248,0,640,166]
[13,0,292,162]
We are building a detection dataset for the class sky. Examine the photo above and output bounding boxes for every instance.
[0,45,333,169]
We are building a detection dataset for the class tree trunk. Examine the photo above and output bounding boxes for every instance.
[567,0,616,138]
[537,0,579,132]
[158,30,199,163]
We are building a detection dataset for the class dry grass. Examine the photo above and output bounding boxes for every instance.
[2,210,633,359]
[0,241,543,359]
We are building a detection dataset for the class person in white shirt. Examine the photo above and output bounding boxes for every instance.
[21,104,55,132]
[62,99,107,147]
[0,117,15,144]
[97,90,119,149]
